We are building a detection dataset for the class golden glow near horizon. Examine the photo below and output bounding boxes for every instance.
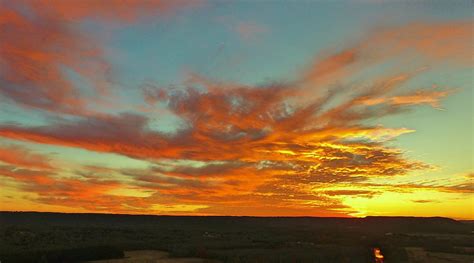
[0,1,472,218]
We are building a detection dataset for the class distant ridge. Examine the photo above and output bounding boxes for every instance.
[364,216,462,224]
[0,211,468,234]
[0,211,462,220]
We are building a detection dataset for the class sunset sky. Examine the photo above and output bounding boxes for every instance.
[0,0,472,219]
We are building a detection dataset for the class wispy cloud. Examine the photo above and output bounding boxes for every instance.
[0,0,201,114]
[0,17,471,215]
[0,144,53,170]
[235,21,268,41]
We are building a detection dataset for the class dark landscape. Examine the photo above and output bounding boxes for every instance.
[1,212,473,263]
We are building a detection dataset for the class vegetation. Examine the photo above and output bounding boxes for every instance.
[0,212,472,262]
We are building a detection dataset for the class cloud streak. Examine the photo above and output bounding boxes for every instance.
[0,0,200,114]
[0,17,471,215]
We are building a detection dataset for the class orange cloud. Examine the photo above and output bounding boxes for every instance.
[368,21,473,65]
[235,21,268,41]
[27,0,201,22]
[0,165,54,185]
[390,89,454,109]
[0,1,201,114]
[0,144,53,170]
[0,19,470,216]
[0,70,433,215]
[303,20,472,88]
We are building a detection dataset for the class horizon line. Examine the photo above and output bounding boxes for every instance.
[1,210,470,221]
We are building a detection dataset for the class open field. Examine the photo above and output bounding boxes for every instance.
[87,250,216,263]
[405,247,474,263]
[1,212,473,262]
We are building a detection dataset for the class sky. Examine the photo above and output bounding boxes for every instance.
[0,0,472,219]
